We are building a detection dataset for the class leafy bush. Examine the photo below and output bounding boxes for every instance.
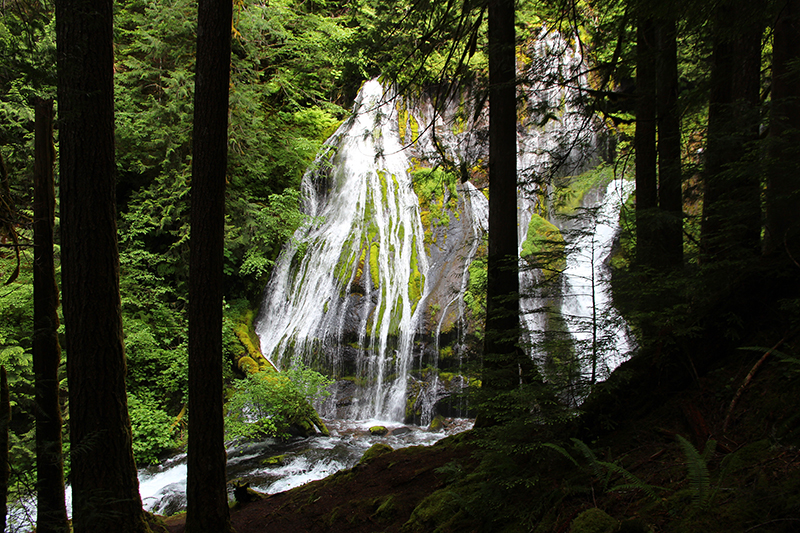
[225,365,332,440]
[128,393,177,465]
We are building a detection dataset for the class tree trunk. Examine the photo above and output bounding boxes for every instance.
[56,1,149,531]
[656,16,683,267]
[185,0,233,531]
[635,14,658,268]
[1,367,9,533]
[481,0,522,403]
[33,98,69,533]
[700,0,763,262]
[764,0,800,257]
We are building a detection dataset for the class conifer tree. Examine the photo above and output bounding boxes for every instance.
[33,98,68,533]
[56,0,149,530]
[185,0,234,530]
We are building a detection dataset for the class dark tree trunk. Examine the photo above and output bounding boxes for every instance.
[33,99,69,533]
[656,16,683,267]
[764,0,800,257]
[1,367,9,533]
[56,1,148,531]
[635,14,658,268]
[185,0,233,531]
[481,0,522,402]
[700,0,763,262]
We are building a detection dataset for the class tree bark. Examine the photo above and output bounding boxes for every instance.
[56,1,149,531]
[1,367,9,533]
[635,14,658,268]
[185,0,233,531]
[33,98,69,533]
[481,0,522,401]
[764,0,800,257]
[656,16,683,267]
[700,0,763,262]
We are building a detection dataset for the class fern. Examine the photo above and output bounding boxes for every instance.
[541,442,579,467]
[603,461,663,503]
[571,438,605,481]
[676,434,715,509]
[544,439,664,504]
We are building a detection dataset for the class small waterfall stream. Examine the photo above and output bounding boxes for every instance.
[560,179,635,383]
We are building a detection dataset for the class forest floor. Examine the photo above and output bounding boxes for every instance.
[157,344,800,533]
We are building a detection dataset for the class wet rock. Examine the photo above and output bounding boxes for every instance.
[358,442,393,464]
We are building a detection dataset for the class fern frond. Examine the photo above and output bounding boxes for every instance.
[676,434,711,508]
[603,461,664,503]
[571,438,603,479]
[542,442,580,467]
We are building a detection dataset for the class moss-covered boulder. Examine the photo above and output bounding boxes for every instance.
[359,442,393,464]
[369,425,388,436]
[570,508,618,533]
[262,454,289,466]
[428,415,445,431]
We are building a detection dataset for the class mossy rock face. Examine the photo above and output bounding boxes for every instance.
[359,442,393,464]
[237,355,259,374]
[570,508,618,533]
[428,415,445,432]
[369,425,388,436]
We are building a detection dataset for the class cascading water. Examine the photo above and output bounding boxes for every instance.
[255,27,633,423]
[256,80,431,421]
[560,179,635,384]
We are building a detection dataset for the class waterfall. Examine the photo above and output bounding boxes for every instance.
[255,28,632,423]
[560,179,635,383]
[256,81,431,421]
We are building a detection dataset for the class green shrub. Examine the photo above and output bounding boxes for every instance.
[225,364,332,440]
[128,393,177,465]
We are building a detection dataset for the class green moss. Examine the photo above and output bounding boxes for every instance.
[411,167,459,236]
[372,495,397,524]
[368,426,389,436]
[377,170,389,207]
[556,164,616,215]
[237,356,259,374]
[262,454,288,466]
[429,415,445,431]
[570,508,618,533]
[404,488,468,531]
[360,442,393,463]
[232,309,276,372]
[521,214,566,280]
[439,345,454,360]
[409,114,419,143]
[369,242,380,287]
[397,101,409,144]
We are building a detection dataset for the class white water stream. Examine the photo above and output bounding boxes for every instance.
[256,80,430,422]
[560,179,635,383]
